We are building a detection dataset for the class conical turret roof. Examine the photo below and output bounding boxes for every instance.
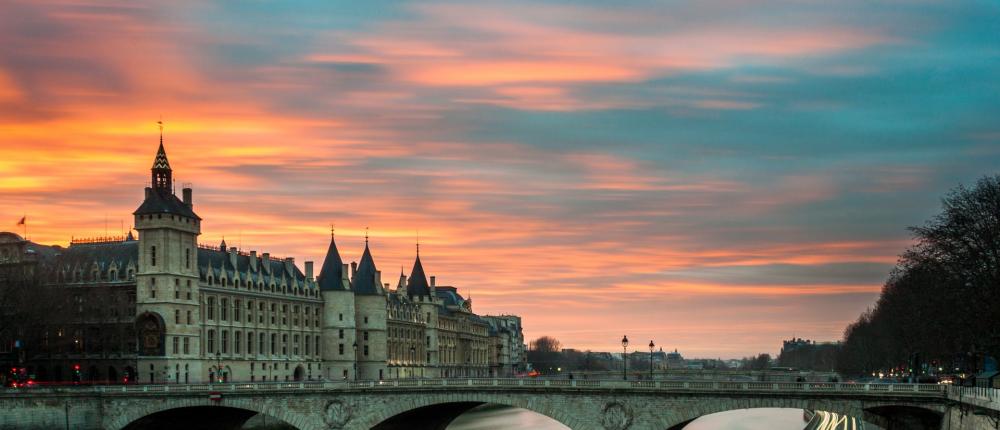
[351,241,381,295]
[318,233,346,291]
[406,252,431,297]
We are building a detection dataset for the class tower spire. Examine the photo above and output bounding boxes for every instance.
[150,121,173,192]
[365,226,369,245]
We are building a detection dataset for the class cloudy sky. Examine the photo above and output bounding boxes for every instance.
[1,0,998,357]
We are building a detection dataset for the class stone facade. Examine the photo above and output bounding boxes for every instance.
[0,140,525,385]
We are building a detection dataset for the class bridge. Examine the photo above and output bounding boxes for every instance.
[1,379,997,430]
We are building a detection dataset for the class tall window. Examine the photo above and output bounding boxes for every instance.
[339,343,344,355]
[260,333,266,355]
[185,248,190,269]
[207,297,215,320]
[234,331,241,354]
[247,332,254,354]
[221,330,228,354]
[282,334,288,355]
[183,337,190,354]
[221,298,228,321]
[207,330,215,353]
[270,334,276,355]
[234,300,241,321]
[175,309,180,324]
[172,337,179,354]
[187,310,192,324]
[316,337,321,357]
[293,334,300,355]
[150,246,156,266]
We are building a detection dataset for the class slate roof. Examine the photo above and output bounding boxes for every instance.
[405,253,431,297]
[351,242,382,295]
[133,187,200,219]
[435,286,464,307]
[197,248,307,286]
[151,142,171,170]
[58,241,139,270]
[317,235,347,291]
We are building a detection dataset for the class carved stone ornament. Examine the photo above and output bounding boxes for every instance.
[601,401,633,430]
[324,400,352,429]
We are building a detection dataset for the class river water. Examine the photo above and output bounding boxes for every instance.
[447,405,806,430]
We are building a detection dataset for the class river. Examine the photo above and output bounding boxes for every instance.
[447,405,806,430]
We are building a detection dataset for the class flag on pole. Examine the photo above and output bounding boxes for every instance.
[17,216,25,226]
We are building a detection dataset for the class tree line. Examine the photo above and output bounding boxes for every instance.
[836,175,1000,377]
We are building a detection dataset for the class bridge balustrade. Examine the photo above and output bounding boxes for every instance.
[2,379,952,397]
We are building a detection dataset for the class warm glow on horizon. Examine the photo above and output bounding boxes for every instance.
[2,0,997,358]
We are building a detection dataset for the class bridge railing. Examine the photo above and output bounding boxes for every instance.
[949,385,1000,410]
[3,379,950,396]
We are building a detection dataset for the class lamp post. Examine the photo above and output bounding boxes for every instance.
[621,335,629,381]
[352,342,358,381]
[215,351,222,383]
[648,340,655,380]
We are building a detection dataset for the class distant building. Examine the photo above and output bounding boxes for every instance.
[778,338,841,371]
[666,348,685,369]
[0,139,524,384]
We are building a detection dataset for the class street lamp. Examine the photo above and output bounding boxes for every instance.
[352,342,358,381]
[215,351,222,383]
[621,335,629,381]
[648,340,655,380]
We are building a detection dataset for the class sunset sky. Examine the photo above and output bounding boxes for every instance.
[1,0,998,358]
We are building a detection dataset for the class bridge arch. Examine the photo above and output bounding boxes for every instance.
[106,397,302,430]
[356,391,588,430]
[661,398,944,430]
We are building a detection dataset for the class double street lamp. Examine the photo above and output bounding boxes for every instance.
[621,335,629,381]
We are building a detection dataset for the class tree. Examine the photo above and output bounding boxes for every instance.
[837,175,1000,376]
[527,336,564,374]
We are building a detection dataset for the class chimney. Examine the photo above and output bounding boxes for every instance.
[342,264,349,281]
[305,261,314,280]
[250,250,258,271]
[182,187,193,207]
[430,276,436,288]
[374,270,382,290]
[351,261,357,277]
[284,257,295,275]
[261,253,270,273]
[228,247,237,268]
[144,187,151,199]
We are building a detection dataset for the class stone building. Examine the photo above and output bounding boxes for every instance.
[0,140,524,384]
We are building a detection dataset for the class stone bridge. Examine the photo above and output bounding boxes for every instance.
[1,379,996,430]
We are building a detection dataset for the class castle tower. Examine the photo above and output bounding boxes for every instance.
[406,244,439,377]
[133,139,202,383]
[351,237,387,380]
[317,230,357,380]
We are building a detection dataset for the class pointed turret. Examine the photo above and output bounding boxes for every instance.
[134,139,200,220]
[219,237,227,252]
[151,142,172,191]
[318,231,346,291]
[351,240,381,295]
[406,244,431,297]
